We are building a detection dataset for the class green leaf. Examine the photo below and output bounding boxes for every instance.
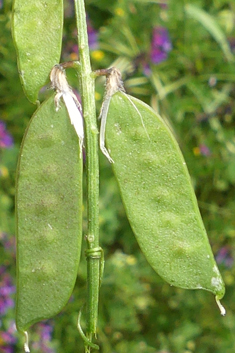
[12,0,63,103]
[185,4,234,62]
[105,92,225,302]
[16,95,83,331]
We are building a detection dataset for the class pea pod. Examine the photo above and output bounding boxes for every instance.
[12,0,63,103]
[16,95,83,331]
[105,92,225,304]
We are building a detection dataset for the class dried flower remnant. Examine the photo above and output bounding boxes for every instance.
[50,65,84,153]
[98,67,125,163]
[97,67,148,163]
[0,121,13,149]
[150,26,172,64]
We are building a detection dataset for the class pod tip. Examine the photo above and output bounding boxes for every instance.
[23,331,30,352]
[216,296,226,316]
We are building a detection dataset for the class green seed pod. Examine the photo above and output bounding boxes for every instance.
[16,95,83,332]
[12,0,63,103]
[105,92,225,310]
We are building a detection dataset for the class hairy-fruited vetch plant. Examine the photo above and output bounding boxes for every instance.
[12,0,225,352]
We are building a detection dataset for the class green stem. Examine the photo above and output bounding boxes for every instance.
[74,0,100,346]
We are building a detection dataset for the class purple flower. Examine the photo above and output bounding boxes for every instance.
[1,347,14,353]
[32,322,55,353]
[0,322,17,353]
[87,19,98,50]
[143,63,152,76]
[150,26,172,64]
[0,266,15,316]
[229,37,235,53]
[63,18,98,60]
[216,246,233,268]
[208,76,217,87]
[200,144,211,156]
[0,121,13,149]
[64,0,74,18]
[63,40,78,60]
[159,3,168,9]
[0,232,16,256]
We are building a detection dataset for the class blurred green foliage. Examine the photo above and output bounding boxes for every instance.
[1,0,235,352]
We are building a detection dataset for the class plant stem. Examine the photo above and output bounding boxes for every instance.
[74,0,100,344]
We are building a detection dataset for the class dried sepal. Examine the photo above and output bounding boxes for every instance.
[50,65,84,153]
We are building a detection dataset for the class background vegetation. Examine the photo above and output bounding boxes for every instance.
[1,0,235,352]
